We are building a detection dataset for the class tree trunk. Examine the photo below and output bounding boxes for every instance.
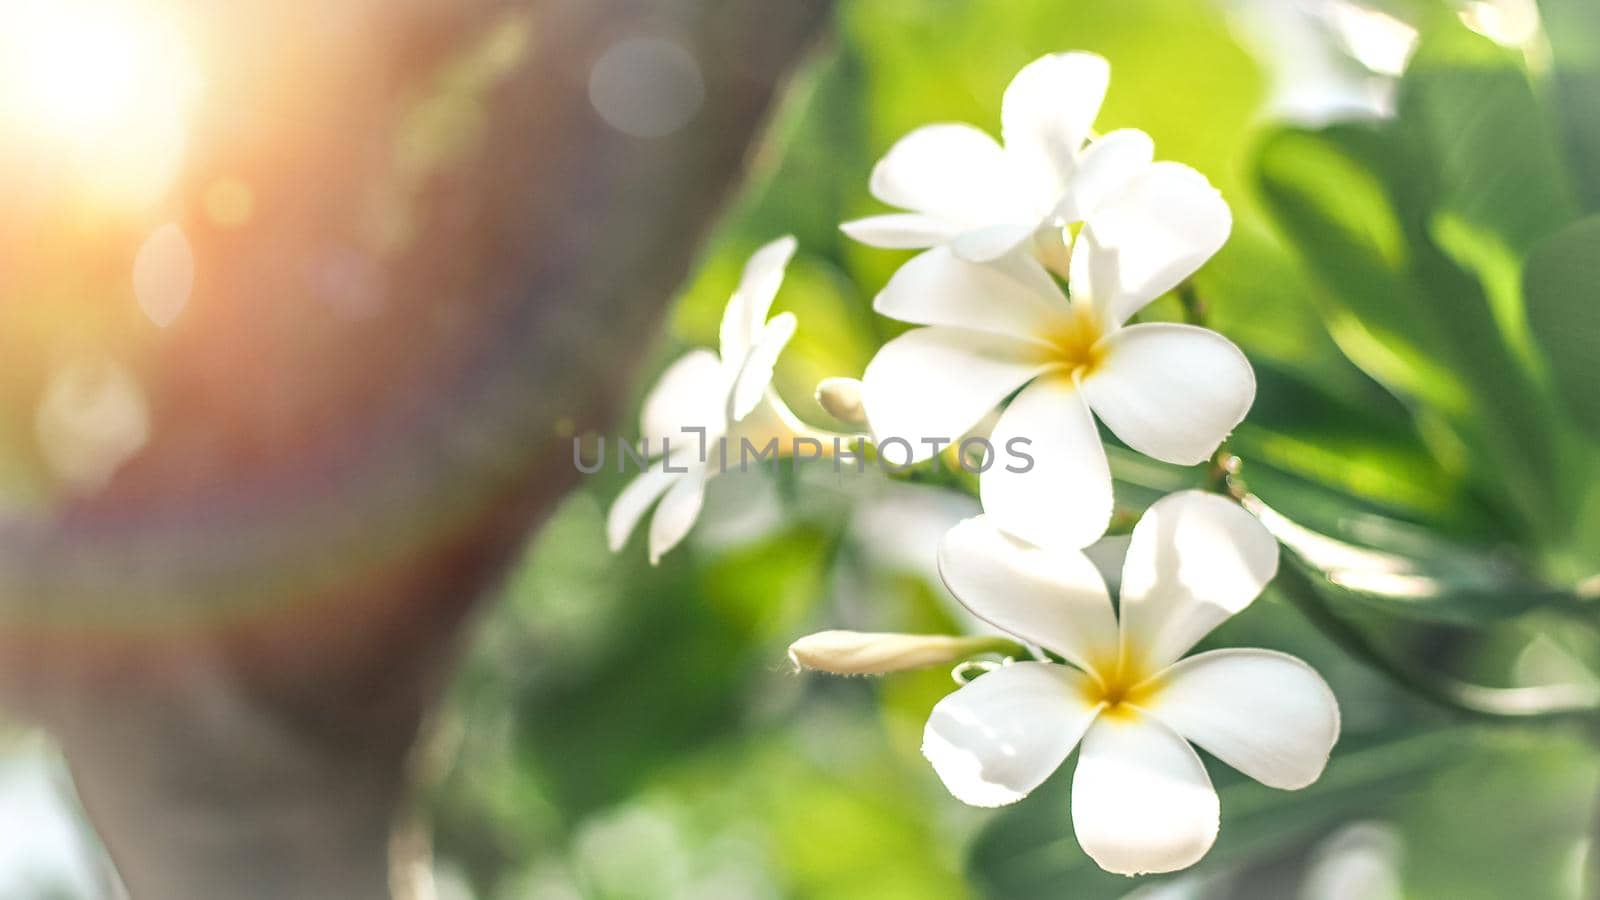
[0,0,832,895]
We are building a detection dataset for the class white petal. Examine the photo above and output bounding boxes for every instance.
[719,236,797,360]
[647,464,708,565]
[840,213,961,249]
[639,349,728,450]
[1118,491,1281,670]
[951,222,1040,263]
[1144,649,1340,790]
[607,461,679,552]
[874,247,1066,340]
[1080,323,1255,465]
[1001,52,1110,193]
[729,313,796,422]
[869,123,1015,226]
[861,327,1050,465]
[1072,715,1219,876]
[1053,128,1155,223]
[980,375,1113,552]
[937,516,1119,669]
[1070,162,1232,325]
[923,661,1101,807]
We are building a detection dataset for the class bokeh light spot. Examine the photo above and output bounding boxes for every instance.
[35,357,151,494]
[132,223,195,327]
[588,37,704,139]
[204,177,256,229]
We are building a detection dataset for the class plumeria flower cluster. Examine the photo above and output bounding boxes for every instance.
[843,53,1199,275]
[852,51,1248,551]
[607,236,835,564]
[607,52,1341,878]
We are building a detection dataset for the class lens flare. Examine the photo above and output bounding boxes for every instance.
[0,0,202,212]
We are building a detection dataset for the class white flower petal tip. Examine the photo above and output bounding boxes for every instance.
[639,349,726,449]
[871,246,1062,339]
[1002,53,1112,182]
[730,312,797,422]
[645,468,706,565]
[741,235,798,293]
[720,235,798,360]
[606,462,679,553]
[1119,491,1281,668]
[1072,717,1220,876]
[1081,324,1256,466]
[1070,164,1233,325]
[936,515,1118,670]
[840,214,958,249]
[922,661,1100,807]
[1148,649,1341,791]
[867,123,1010,224]
[981,376,1114,552]
[760,234,798,259]
[859,327,1049,465]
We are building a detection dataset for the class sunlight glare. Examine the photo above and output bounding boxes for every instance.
[0,0,202,212]
[1323,2,1419,78]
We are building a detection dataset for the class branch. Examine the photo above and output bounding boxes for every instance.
[0,0,834,896]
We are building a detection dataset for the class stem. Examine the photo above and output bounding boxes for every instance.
[1176,280,1209,327]
[1204,449,1600,722]
[1590,789,1600,900]
[1274,559,1600,722]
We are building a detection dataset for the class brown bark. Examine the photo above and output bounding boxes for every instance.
[0,0,832,896]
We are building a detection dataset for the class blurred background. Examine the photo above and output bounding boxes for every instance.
[1,0,1599,897]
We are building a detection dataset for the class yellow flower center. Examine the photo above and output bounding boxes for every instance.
[1043,304,1108,380]
[1080,655,1161,722]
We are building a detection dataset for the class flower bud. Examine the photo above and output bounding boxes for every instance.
[1032,224,1072,278]
[815,377,868,426]
[787,630,1020,676]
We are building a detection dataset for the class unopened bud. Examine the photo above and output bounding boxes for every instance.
[787,630,1021,676]
[1033,224,1071,278]
[815,377,868,426]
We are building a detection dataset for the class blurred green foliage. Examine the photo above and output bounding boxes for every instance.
[429,2,1600,898]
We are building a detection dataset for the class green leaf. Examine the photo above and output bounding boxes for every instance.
[1542,0,1600,212]
[1399,23,1578,258]
[1255,124,1475,422]
[699,523,835,641]
[1254,497,1574,626]
[1397,730,1600,900]
[1255,120,1573,543]
[1398,23,1579,386]
[1525,216,1600,441]
[968,726,1472,899]
[1233,359,1489,534]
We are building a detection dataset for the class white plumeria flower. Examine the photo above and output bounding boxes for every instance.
[607,236,819,564]
[841,52,1216,273]
[859,189,1247,551]
[923,491,1339,876]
